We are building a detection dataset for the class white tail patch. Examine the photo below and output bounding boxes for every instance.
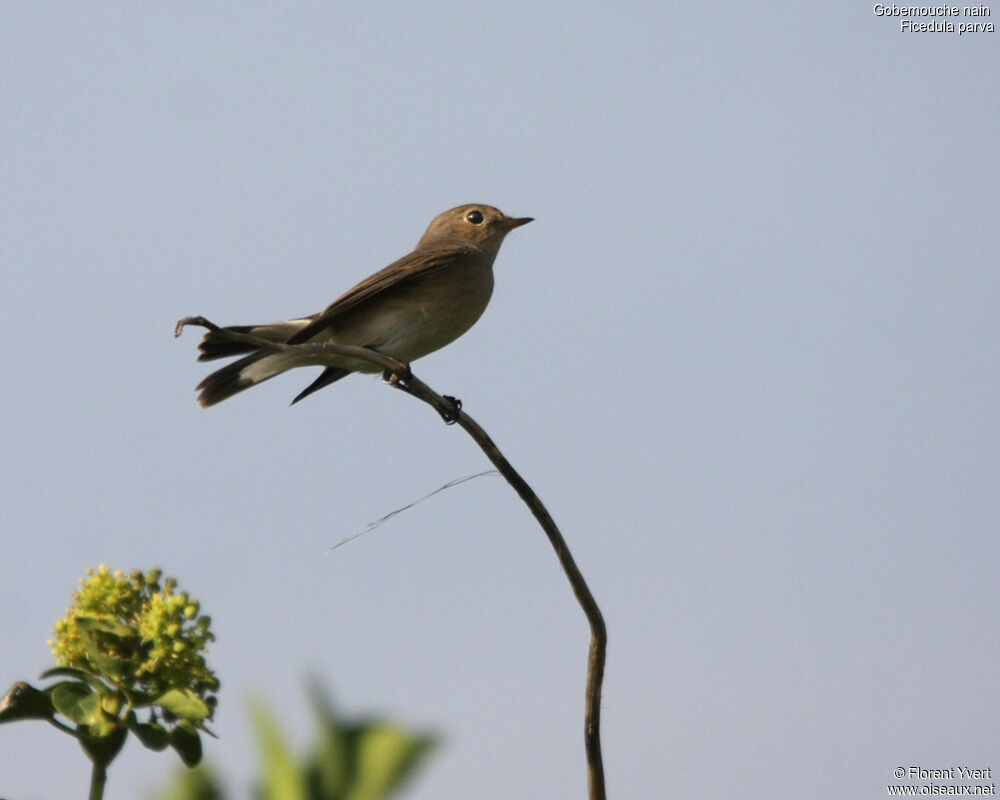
[249,318,313,341]
[241,352,303,384]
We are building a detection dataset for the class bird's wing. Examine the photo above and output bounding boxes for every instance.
[287,243,472,344]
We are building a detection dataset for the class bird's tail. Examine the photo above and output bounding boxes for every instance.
[197,352,352,408]
[194,319,352,407]
[197,319,312,361]
[197,325,259,361]
[196,320,306,407]
[196,351,273,407]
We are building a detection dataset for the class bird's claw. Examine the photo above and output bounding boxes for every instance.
[439,395,462,425]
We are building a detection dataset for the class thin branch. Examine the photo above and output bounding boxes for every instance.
[176,316,608,800]
[396,374,608,799]
[327,470,501,552]
[174,316,411,377]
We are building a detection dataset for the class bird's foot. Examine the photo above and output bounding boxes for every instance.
[438,395,462,425]
[381,363,413,385]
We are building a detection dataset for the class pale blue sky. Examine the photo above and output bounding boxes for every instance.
[2,4,998,799]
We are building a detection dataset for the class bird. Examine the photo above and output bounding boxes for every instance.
[192,204,532,408]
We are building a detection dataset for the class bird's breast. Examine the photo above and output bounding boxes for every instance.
[334,262,495,367]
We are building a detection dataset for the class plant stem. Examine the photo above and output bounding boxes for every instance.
[395,374,608,800]
[89,762,107,800]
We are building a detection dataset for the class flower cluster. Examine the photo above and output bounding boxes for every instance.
[50,566,218,710]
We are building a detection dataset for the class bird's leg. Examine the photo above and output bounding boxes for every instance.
[380,360,412,386]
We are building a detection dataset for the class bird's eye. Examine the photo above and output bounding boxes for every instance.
[466,210,484,225]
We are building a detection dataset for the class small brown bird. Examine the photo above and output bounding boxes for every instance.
[193,204,532,407]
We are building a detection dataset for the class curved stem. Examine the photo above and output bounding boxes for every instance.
[177,316,608,799]
[395,374,607,800]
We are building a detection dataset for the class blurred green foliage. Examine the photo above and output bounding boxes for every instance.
[155,682,437,800]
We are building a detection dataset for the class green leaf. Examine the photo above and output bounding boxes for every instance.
[40,666,112,694]
[129,716,170,751]
[250,701,307,800]
[0,682,55,723]
[51,681,102,725]
[303,681,348,797]
[252,682,438,800]
[309,719,348,798]
[156,689,211,723]
[41,666,98,682]
[154,764,224,800]
[170,722,204,767]
[345,722,437,800]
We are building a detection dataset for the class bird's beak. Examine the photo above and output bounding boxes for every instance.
[503,216,534,230]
